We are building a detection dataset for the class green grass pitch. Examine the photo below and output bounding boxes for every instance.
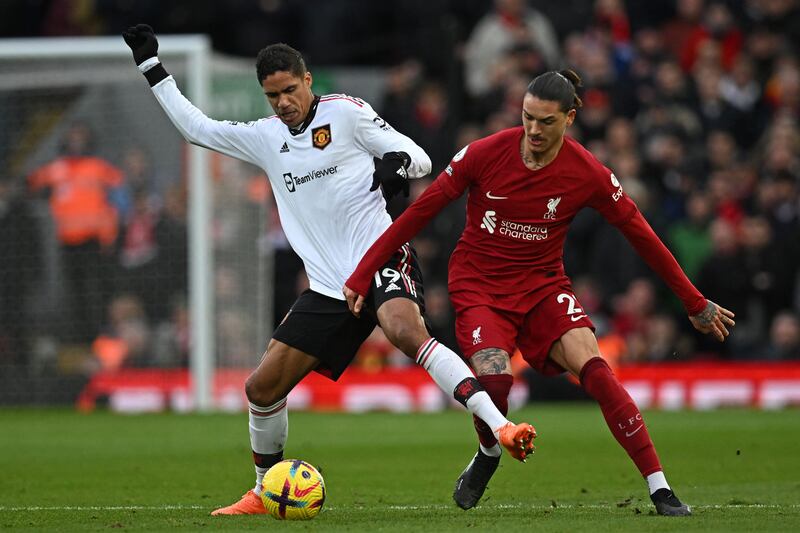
[1,405,798,531]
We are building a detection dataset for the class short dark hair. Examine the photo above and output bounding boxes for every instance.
[255,43,307,84]
[526,69,584,112]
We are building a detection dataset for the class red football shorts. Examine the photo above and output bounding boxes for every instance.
[453,285,595,376]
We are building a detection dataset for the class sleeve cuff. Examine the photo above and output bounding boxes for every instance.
[137,56,160,73]
[687,298,708,316]
[144,64,170,87]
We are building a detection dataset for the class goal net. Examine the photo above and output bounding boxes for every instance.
[0,36,272,409]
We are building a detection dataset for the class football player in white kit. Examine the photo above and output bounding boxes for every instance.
[123,24,535,515]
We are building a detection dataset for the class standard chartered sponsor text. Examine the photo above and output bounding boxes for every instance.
[499,219,548,241]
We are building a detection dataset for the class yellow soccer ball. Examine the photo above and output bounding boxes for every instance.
[260,459,326,520]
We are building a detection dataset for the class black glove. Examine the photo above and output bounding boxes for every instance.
[371,151,411,200]
[122,24,159,66]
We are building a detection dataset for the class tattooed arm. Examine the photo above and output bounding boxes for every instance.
[688,300,736,342]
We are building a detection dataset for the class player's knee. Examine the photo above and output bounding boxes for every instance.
[554,327,601,376]
[382,324,413,354]
[245,373,281,407]
[384,321,426,357]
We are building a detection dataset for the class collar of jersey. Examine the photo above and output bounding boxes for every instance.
[287,95,320,136]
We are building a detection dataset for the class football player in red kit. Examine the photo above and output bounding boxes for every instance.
[344,69,735,516]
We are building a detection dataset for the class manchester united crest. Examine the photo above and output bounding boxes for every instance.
[312,124,331,150]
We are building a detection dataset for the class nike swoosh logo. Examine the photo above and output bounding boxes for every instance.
[570,314,588,322]
[625,425,643,437]
[293,481,321,498]
[486,191,508,200]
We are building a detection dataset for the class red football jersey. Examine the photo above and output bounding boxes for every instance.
[347,127,706,315]
[441,127,635,295]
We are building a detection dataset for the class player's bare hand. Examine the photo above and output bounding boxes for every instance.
[689,300,735,342]
[343,285,365,317]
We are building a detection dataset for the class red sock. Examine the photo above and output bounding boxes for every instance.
[473,374,513,448]
[580,357,662,477]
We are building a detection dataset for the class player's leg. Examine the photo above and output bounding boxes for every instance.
[376,298,533,457]
[211,338,319,516]
[213,289,374,516]
[547,327,691,516]
[246,340,319,490]
[467,347,515,456]
[450,346,518,510]
[448,304,533,509]
[371,247,534,461]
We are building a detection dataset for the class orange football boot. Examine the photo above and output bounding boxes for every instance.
[210,490,268,516]
[496,422,537,462]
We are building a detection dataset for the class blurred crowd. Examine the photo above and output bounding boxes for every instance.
[1,0,799,383]
[2,122,191,374]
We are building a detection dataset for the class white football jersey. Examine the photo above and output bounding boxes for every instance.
[151,76,431,300]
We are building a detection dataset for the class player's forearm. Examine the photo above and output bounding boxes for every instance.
[347,178,452,295]
[617,209,707,315]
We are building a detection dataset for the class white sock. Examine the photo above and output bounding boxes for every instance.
[480,443,502,457]
[249,399,288,494]
[646,471,670,495]
[416,338,509,431]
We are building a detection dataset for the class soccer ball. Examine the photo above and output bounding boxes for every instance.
[260,459,326,520]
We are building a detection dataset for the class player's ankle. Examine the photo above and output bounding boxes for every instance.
[646,471,670,495]
[479,443,502,457]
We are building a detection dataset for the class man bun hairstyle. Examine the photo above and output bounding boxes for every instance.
[256,43,307,84]
[526,69,584,112]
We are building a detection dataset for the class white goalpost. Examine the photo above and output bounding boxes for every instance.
[0,36,218,410]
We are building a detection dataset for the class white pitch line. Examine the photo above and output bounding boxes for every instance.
[374,503,800,511]
[2,503,798,512]
[0,505,205,511]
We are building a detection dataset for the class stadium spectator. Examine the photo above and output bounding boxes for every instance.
[115,183,187,324]
[694,217,748,356]
[626,26,669,109]
[389,79,456,172]
[693,66,741,135]
[92,294,150,370]
[668,191,714,279]
[746,0,800,39]
[463,0,560,98]
[761,310,800,360]
[379,60,424,140]
[661,0,706,64]
[720,54,766,147]
[611,278,658,341]
[705,129,741,173]
[605,117,639,156]
[112,145,167,219]
[679,0,744,72]
[741,215,797,325]
[28,123,124,344]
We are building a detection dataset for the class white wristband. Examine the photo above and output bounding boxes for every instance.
[137,56,160,73]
